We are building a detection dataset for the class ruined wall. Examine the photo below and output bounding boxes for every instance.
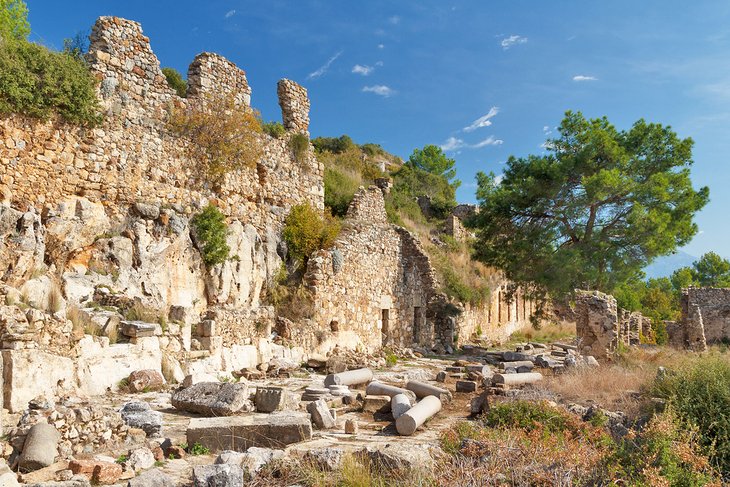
[678,288,730,345]
[0,16,322,228]
[305,186,437,351]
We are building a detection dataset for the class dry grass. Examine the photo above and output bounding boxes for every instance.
[508,321,576,345]
[46,282,64,314]
[67,305,100,336]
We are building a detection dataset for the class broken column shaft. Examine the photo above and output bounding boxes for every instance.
[366,381,415,403]
[324,368,373,387]
[492,372,543,386]
[395,396,442,436]
[406,380,452,403]
[391,393,412,420]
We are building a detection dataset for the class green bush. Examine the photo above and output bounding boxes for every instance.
[651,355,730,474]
[0,0,29,41]
[191,205,230,267]
[290,132,310,165]
[282,203,340,267]
[162,67,187,97]
[0,39,102,125]
[483,400,576,435]
[262,120,286,139]
[312,134,355,154]
[324,166,360,217]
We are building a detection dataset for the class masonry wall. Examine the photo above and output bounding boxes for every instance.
[454,286,536,345]
[305,187,438,351]
[0,16,322,232]
[677,288,730,345]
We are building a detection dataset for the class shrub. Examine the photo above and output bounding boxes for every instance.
[290,132,310,165]
[324,166,361,217]
[262,120,286,139]
[0,39,102,125]
[187,442,210,456]
[162,67,187,97]
[606,408,721,485]
[312,134,355,154]
[267,283,315,323]
[651,355,730,474]
[282,203,340,267]
[191,205,230,267]
[167,93,262,182]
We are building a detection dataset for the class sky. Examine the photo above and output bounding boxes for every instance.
[26,0,730,261]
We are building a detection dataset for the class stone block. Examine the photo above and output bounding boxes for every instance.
[456,380,477,393]
[255,386,298,413]
[196,319,215,337]
[127,468,174,487]
[18,423,60,472]
[186,412,312,452]
[3,350,74,413]
[307,399,336,429]
[362,395,391,413]
[119,401,162,437]
[193,464,244,487]
[128,369,165,392]
[120,321,156,338]
[172,382,252,416]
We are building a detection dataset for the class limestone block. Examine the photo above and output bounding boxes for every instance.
[255,386,299,413]
[120,321,156,338]
[307,399,335,429]
[192,464,244,487]
[186,412,312,452]
[18,423,61,472]
[119,401,162,437]
[171,382,252,416]
[3,350,75,413]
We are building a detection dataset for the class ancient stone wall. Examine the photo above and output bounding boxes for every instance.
[0,16,322,230]
[677,288,730,346]
[277,79,310,133]
[305,186,437,351]
[444,215,467,242]
[574,290,618,359]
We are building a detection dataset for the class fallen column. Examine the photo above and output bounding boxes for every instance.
[324,368,373,387]
[406,381,452,403]
[395,396,442,436]
[553,342,578,351]
[492,372,543,386]
[366,381,416,403]
[499,361,534,370]
[391,393,411,420]
[18,423,60,472]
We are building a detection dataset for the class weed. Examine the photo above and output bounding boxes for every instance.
[289,132,309,165]
[115,454,127,464]
[187,442,210,456]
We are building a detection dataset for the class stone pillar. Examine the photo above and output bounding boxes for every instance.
[685,304,708,352]
[187,52,252,107]
[277,79,310,133]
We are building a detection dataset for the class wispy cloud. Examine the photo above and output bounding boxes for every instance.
[362,85,396,97]
[472,136,504,148]
[542,125,553,136]
[388,15,401,25]
[224,9,236,19]
[573,75,598,81]
[501,35,527,50]
[441,136,503,151]
[352,64,374,76]
[463,107,499,132]
[378,43,385,49]
[307,50,343,80]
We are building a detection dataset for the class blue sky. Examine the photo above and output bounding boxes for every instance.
[27,1,730,261]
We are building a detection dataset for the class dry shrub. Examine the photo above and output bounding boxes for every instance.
[509,320,576,344]
[46,282,64,314]
[67,305,100,336]
[250,453,434,487]
[167,93,263,182]
[122,301,160,323]
[268,284,315,323]
[539,365,651,417]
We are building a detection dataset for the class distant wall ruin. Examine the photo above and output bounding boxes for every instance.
[667,287,730,351]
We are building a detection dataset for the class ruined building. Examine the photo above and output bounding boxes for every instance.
[666,287,730,351]
[0,16,536,412]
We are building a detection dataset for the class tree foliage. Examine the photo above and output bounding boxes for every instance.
[407,144,460,186]
[167,93,263,183]
[162,67,187,97]
[472,111,709,299]
[191,205,230,267]
[0,0,29,41]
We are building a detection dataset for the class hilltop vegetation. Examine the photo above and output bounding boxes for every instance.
[314,135,495,306]
[0,0,101,125]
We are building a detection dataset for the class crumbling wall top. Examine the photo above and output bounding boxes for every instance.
[346,186,388,224]
[277,79,310,133]
[188,52,252,107]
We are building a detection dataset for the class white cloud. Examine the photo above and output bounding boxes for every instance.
[494,174,505,185]
[472,136,504,148]
[352,64,374,76]
[224,9,236,18]
[307,50,343,80]
[441,135,503,151]
[463,107,499,132]
[377,44,385,49]
[362,85,396,97]
[573,75,598,81]
[542,125,553,136]
[440,137,466,151]
[388,15,401,25]
[501,35,527,50]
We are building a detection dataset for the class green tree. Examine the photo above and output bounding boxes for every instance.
[670,266,696,290]
[472,111,709,299]
[407,144,460,187]
[691,251,730,287]
[0,0,29,41]
[162,67,187,97]
[282,203,340,267]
